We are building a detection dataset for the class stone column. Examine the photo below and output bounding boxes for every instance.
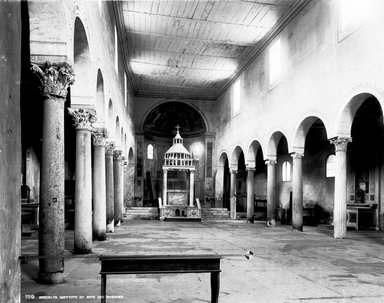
[190,170,195,206]
[113,150,123,226]
[163,169,168,206]
[292,153,304,231]
[266,160,277,220]
[120,156,126,220]
[105,142,115,232]
[330,137,352,239]
[230,169,237,220]
[92,128,108,241]
[31,62,74,283]
[246,167,256,223]
[68,108,96,254]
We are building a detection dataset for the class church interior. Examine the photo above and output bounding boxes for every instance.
[1,0,384,302]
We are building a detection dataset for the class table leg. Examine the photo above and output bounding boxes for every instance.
[101,274,106,303]
[210,272,220,303]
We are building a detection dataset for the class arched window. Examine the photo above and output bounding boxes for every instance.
[326,154,335,177]
[282,161,291,182]
[147,144,153,160]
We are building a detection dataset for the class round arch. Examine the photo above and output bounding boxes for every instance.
[115,116,120,147]
[337,92,384,137]
[96,69,105,123]
[140,100,211,135]
[108,99,114,137]
[246,140,263,168]
[267,131,289,160]
[72,17,93,105]
[230,146,244,169]
[292,116,329,154]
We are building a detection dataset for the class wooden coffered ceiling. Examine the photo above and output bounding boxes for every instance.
[114,0,309,100]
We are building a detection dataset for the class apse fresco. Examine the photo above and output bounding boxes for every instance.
[143,102,206,138]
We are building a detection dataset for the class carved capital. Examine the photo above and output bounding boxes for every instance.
[265,160,277,166]
[329,136,352,152]
[230,169,237,174]
[291,152,304,159]
[246,167,256,172]
[113,150,123,161]
[31,61,75,99]
[105,142,115,155]
[68,108,96,130]
[92,128,108,146]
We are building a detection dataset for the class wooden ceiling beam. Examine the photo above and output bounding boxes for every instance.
[139,82,217,90]
[122,9,272,29]
[125,30,254,47]
[130,60,235,72]
[127,47,242,60]
[239,0,291,6]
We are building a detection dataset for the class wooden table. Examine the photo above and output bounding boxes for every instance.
[99,254,221,303]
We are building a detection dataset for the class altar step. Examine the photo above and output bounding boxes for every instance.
[201,208,230,220]
[164,217,201,222]
[125,207,159,220]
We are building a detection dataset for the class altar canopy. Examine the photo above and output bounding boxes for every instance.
[160,127,201,221]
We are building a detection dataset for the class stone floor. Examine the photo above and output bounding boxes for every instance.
[21,220,384,303]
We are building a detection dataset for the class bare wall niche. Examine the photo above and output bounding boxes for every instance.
[138,102,208,207]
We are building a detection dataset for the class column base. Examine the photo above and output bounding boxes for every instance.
[292,224,303,231]
[93,232,107,241]
[114,220,121,227]
[38,271,65,284]
[107,220,114,233]
[74,246,92,255]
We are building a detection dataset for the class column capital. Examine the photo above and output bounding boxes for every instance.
[291,152,304,159]
[92,128,108,146]
[68,107,97,131]
[265,159,277,166]
[246,166,256,172]
[113,150,123,161]
[31,61,75,99]
[105,141,115,155]
[329,136,352,152]
[230,169,238,174]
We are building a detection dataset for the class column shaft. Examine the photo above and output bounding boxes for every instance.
[105,143,115,232]
[190,171,195,206]
[230,170,237,220]
[292,154,304,231]
[74,129,93,253]
[266,161,276,220]
[163,170,168,205]
[32,61,74,284]
[246,168,255,223]
[331,137,351,238]
[92,144,106,241]
[113,151,123,226]
[39,96,65,283]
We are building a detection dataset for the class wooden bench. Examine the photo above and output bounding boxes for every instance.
[99,254,222,303]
